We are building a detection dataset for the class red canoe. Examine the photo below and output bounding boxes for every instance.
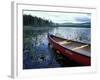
[48,34,91,66]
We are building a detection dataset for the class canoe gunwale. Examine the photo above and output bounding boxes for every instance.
[48,34,90,58]
[49,34,90,45]
[48,34,91,65]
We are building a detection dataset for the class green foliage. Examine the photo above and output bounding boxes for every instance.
[23,15,54,27]
[23,14,90,28]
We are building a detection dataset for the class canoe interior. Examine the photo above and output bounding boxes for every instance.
[50,35,91,57]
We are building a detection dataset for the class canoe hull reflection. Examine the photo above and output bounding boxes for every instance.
[48,34,91,66]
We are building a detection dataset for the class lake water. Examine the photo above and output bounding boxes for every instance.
[23,26,91,69]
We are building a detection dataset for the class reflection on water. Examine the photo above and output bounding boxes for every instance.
[23,26,91,69]
[52,27,90,43]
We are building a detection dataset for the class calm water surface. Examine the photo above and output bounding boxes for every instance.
[23,26,91,69]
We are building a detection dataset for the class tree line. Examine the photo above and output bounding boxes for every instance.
[23,15,55,27]
[23,14,90,28]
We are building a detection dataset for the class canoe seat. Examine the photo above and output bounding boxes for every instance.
[72,45,89,50]
[58,40,71,45]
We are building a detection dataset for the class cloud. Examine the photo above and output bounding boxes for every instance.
[23,10,91,23]
[75,16,91,23]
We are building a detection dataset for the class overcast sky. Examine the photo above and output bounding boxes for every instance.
[23,10,91,24]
